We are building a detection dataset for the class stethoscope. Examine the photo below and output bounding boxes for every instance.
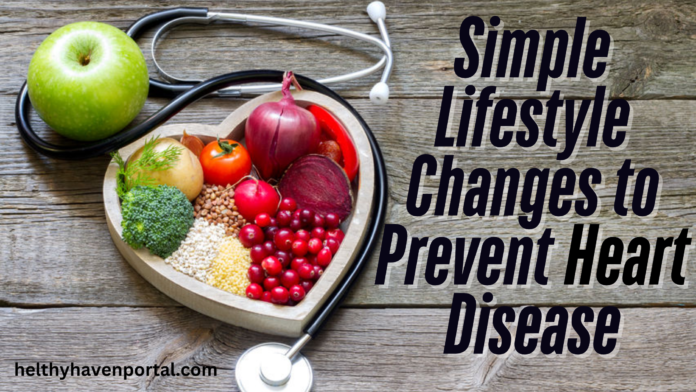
[15,3,391,391]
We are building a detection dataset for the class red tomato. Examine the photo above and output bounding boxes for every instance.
[200,139,252,186]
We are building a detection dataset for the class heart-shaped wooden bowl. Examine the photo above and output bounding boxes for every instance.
[104,91,374,337]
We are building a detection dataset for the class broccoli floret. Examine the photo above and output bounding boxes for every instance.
[121,185,194,258]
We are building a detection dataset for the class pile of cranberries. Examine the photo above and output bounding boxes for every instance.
[238,197,345,305]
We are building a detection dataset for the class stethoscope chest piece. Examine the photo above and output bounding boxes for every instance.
[236,343,313,391]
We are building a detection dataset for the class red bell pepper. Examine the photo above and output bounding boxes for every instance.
[308,105,359,182]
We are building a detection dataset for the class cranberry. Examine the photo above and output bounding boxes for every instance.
[299,209,315,226]
[287,299,297,307]
[261,291,272,303]
[265,226,279,241]
[307,254,318,266]
[280,198,297,211]
[290,218,303,231]
[325,238,340,254]
[255,213,272,228]
[313,265,324,280]
[297,263,316,280]
[276,210,293,227]
[307,238,323,254]
[248,264,265,284]
[274,228,295,251]
[291,257,307,271]
[311,227,326,240]
[250,244,267,264]
[292,240,309,257]
[271,286,290,304]
[246,283,263,300]
[274,250,292,267]
[313,214,325,228]
[300,280,314,292]
[289,285,306,301]
[293,209,302,220]
[281,269,300,289]
[263,276,281,291]
[262,240,276,255]
[295,229,311,242]
[326,228,345,244]
[239,224,264,248]
[269,217,278,227]
[325,213,341,229]
[261,256,283,276]
[317,247,332,268]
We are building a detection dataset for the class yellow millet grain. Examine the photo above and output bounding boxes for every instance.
[207,237,252,296]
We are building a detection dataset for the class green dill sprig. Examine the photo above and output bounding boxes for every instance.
[110,136,182,200]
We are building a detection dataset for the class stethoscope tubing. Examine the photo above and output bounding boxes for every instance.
[15,70,388,340]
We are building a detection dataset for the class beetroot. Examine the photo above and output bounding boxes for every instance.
[279,155,353,221]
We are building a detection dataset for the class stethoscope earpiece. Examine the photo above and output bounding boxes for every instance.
[367,1,387,22]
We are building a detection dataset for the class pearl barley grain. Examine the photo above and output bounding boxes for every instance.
[165,219,226,282]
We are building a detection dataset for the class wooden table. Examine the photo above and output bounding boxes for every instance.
[1,1,695,390]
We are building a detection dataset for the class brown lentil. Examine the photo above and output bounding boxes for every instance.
[193,183,247,237]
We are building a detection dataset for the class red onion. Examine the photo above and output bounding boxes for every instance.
[245,71,321,180]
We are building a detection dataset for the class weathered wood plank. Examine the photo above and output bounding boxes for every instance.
[0,95,694,306]
[1,0,696,99]
[1,306,696,391]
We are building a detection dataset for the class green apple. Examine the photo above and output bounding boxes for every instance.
[27,22,149,142]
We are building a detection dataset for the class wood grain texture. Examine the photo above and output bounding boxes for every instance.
[2,306,696,391]
[0,0,696,99]
[1,95,694,306]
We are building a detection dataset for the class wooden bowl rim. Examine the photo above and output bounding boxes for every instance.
[103,90,375,336]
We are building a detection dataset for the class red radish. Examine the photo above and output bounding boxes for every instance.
[279,155,353,221]
[234,179,280,221]
[245,71,321,180]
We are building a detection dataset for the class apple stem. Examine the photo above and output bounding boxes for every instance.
[79,51,91,66]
